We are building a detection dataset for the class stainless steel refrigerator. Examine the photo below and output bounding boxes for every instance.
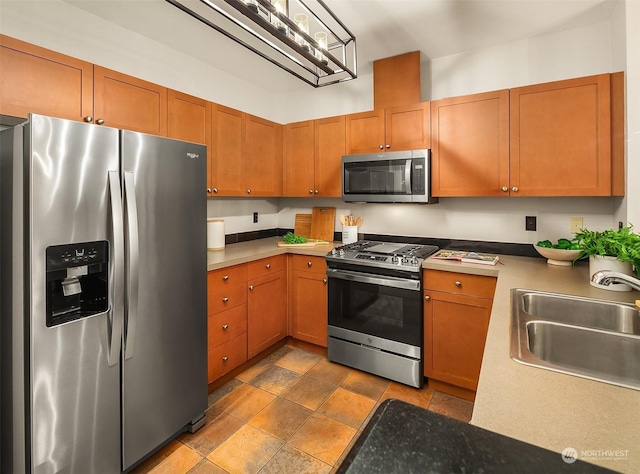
[1,114,208,473]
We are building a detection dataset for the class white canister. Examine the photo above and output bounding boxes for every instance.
[342,226,358,244]
[207,219,225,250]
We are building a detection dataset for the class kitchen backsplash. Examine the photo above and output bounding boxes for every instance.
[208,196,620,248]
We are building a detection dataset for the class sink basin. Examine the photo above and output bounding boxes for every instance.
[511,289,640,390]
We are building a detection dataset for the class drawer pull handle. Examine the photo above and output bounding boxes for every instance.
[222,297,229,303]
[249,285,254,290]
[265,264,271,269]
[455,281,462,287]
[323,278,327,284]
[424,295,430,301]
[222,356,229,362]
[223,275,229,281]
[222,324,229,330]
[307,261,312,267]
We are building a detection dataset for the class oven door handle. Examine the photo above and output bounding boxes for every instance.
[326,268,421,291]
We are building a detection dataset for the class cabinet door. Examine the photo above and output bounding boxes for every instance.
[244,114,283,197]
[247,272,287,358]
[93,66,167,135]
[284,120,316,197]
[431,90,509,197]
[385,102,430,152]
[0,34,93,122]
[291,270,328,347]
[211,104,245,196]
[423,291,492,391]
[314,115,345,198]
[345,110,385,154]
[510,74,612,196]
[167,90,212,195]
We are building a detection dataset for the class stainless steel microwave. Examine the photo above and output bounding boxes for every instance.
[342,149,438,204]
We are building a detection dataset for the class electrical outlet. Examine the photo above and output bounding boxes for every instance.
[253,212,258,223]
[525,216,537,231]
[569,217,583,234]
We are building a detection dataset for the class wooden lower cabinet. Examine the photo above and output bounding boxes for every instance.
[208,334,248,383]
[290,256,328,347]
[423,269,496,397]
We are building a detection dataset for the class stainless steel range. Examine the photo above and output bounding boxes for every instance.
[325,240,439,388]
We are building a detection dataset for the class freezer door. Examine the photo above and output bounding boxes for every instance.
[121,132,207,470]
[27,115,122,473]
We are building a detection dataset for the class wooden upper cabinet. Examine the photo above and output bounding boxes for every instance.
[284,120,315,196]
[244,114,283,197]
[93,65,167,136]
[0,34,93,122]
[510,73,613,196]
[211,104,245,196]
[167,90,212,195]
[431,90,510,197]
[345,103,429,154]
[314,115,345,198]
[373,51,421,109]
[283,115,345,198]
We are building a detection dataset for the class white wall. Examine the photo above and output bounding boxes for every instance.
[1,0,635,245]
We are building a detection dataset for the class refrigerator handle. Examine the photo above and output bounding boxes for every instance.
[123,171,140,360]
[107,171,124,366]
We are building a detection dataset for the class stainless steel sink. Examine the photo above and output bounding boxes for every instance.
[510,289,640,391]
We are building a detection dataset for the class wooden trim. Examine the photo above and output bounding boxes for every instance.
[427,379,476,402]
[611,71,625,196]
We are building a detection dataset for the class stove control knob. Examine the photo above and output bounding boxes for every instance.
[338,249,345,256]
[331,248,337,256]
[411,257,420,265]
[401,257,409,264]
[391,256,399,263]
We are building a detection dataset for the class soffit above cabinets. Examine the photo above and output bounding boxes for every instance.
[64,0,618,92]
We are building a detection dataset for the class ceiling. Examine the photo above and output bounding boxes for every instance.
[64,0,619,92]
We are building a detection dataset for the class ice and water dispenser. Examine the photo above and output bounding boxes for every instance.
[45,241,109,327]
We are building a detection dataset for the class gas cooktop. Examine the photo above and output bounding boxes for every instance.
[326,240,439,273]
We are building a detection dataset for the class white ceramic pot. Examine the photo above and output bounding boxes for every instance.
[588,255,635,292]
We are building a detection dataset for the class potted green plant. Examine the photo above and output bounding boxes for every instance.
[573,224,640,291]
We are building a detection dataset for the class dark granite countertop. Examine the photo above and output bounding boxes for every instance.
[337,399,614,474]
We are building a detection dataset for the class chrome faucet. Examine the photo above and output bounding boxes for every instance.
[591,271,640,292]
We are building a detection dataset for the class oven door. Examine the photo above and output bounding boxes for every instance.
[326,267,422,349]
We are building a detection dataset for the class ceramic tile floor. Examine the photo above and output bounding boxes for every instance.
[132,345,474,474]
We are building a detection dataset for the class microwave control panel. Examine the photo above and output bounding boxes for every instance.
[411,158,425,195]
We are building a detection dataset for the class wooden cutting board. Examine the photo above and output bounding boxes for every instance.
[294,213,312,238]
[310,207,336,242]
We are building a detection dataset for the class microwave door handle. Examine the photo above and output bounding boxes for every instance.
[405,160,412,193]
[327,269,420,291]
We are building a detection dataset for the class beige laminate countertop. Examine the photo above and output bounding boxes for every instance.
[208,237,640,473]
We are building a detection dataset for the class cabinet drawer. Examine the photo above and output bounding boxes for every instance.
[208,265,248,287]
[423,269,496,299]
[208,282,247,315]
[290,255,327,274]
[208,304,247,350]
[208,334,247,383]
[247,255,286,279]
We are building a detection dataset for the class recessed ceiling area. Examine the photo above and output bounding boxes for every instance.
[64,0,619,92]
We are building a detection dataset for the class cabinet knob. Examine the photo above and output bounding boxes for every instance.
[501,186,508,192]
[512,186,519,192]
[213,188,219,193]
[323,278,327,284]
[455,281,462,287]
[379,145,384,150]
[96,118,105,125]
[222,324,229,330]
[249,285,254,290]
[207,187,212,193]
[307,261,312,267]
[265,263,271,269]
[222,275,229,281]
[247,189,251,194]
[424,295,430,301]
[222,297,229,302]
[84,116,93,123]
[309,189,314,194]
[385,144,390,149]
[314,190,319,194]
[222,356,229,362]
